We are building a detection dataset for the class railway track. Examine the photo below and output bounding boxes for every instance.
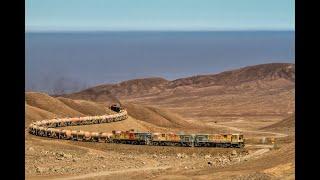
[28,109,244,148]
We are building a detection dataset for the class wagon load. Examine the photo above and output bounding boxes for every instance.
[37,127,46,136]
[71,130,78,140]
[65,130,72,139]
[91,132,100,142]
[61,129,72,139]
[51,128,61,138]
[84,131,91,141]
[46,128,55,137]
[100,132,113,142]
[50,119,59,127]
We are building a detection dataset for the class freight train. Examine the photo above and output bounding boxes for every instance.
[28,108,244,148]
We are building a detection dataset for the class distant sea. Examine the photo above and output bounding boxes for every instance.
[25,31,295,94]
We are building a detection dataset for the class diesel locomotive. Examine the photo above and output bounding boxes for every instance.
[110,129,244,148]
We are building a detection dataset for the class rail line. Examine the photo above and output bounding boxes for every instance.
[28,109,244,148]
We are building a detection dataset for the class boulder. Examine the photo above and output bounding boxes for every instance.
[231,150,237,156]
[36,166,47,174]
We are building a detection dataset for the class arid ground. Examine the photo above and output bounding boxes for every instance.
[25,63,295,180]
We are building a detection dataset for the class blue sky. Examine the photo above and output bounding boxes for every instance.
[26,0,295,31]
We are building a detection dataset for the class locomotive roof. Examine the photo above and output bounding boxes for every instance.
[111,103,121,107]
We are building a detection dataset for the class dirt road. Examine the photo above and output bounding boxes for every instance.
[51,166,171,180]
[208,121,288,138]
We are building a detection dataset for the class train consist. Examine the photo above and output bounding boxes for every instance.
[28,106,128,142]
[28,105,244,148]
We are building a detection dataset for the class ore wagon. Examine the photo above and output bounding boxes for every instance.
[100,132,113,143]
[71,130,78,140]
[51,128,61,138]
[84,131,92,141]
[91,132,101,142]
[61,129,72,140]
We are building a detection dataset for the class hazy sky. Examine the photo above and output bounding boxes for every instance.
[26,0,295,31]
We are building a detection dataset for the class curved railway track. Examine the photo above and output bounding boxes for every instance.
[28,110,129,143]
[28,109,245,148]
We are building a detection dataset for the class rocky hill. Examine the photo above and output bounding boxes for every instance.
[62,77,167,102]
[61,63,295,119]
[168,63,294,88]
[62,63,294,100]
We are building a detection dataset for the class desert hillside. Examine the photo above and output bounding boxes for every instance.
[25,92,202,132]
[25,92,115,127]
[62,63,295,121]
[63,63,294,99]
[25,63,295,180]
[60,88,121,105]
[261,114,295,133]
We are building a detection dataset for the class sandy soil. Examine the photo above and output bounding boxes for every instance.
[25,64,295,179]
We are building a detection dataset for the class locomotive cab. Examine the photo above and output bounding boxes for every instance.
[110,103,122,112]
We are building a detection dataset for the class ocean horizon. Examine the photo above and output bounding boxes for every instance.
[26,31,295,94]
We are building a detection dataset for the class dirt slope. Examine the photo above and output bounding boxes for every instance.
[25,104,57,126]
[123,103,189,128]
[26,92,85,117]
[56,97,114,116]
[25,92,195,131]
[261,114,295,132]
[61,88,120,105]
[25,92,117,127]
